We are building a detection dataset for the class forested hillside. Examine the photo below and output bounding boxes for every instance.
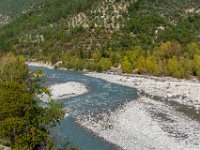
[0,0,200,78]
[0,0,45,17]
[0,0,46,26]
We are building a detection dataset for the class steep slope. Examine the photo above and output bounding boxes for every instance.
[0,0,200,78]
[0,14,10,26]
[0,0,199,52]
[0,0,46,26]
[0,0,45,17]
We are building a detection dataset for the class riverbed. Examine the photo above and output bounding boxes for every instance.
[29,66,200,150]
[30,66,137,150]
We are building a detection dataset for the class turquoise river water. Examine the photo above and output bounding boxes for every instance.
[30,66,138,150]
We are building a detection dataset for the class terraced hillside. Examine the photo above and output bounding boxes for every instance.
[0,0,200,78]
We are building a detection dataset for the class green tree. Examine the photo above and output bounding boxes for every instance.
[99,58,112,71]
[156,42,182,59]
[121,56,132,73]
[145,56,158,75]
[0,53,28,83]
[126,46,144,69]
[185,43,200,59]
[92,50,101,61]
[193,55,200,78]
[167,56,185,78]
[0,54,64,149]
[167,56,179,76]
[110,52,121,67]
[137,56,147,74]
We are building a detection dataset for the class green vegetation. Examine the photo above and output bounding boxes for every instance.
[0,54,78,149]
[0,0,45,17]
[0,0,200,79]
[0,0,200,148]
[58,41,200,79]
[121,57,132,74]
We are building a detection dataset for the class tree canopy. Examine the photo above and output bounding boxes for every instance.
[0,54,65,149]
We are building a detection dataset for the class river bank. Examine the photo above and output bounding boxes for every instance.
[27,61,200,110]
[86,72,200,111]
[27,61,200,111]
[26,61,54,69]
[77,96,200,150]
[38,82,88,102]
[82,72,200,149]
[28,61,88,101]
[27,61,200,150]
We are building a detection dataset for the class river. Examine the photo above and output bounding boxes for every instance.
[30,66,138,150]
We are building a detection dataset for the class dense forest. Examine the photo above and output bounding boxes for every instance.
[0,0,200,79]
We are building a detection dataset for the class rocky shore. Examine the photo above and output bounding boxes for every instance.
[86,72,200,111]
[38,82,88,102]
[27,61,88,101]
[26,61,54,69]
[77,97,200,150]
[27,61,200,149]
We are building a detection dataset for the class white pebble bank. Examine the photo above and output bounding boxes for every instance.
[77,97,200,150]
[39,82,88,101]
[26,61,54,69]
[86,72,200,110]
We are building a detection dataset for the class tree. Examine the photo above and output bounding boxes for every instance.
[92,50,101,61]
[99,58,112,71]
[145,56,158,75]
[0,53,28,83]
[167,56,179,76]
[121,56,132,73]
[0,54,64,149]
[167,56,185,78]
[137,56,147,74]
[156,42,182,59]
[185,42,200,59]
[110,52,121,67]
[193,55,200,78]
